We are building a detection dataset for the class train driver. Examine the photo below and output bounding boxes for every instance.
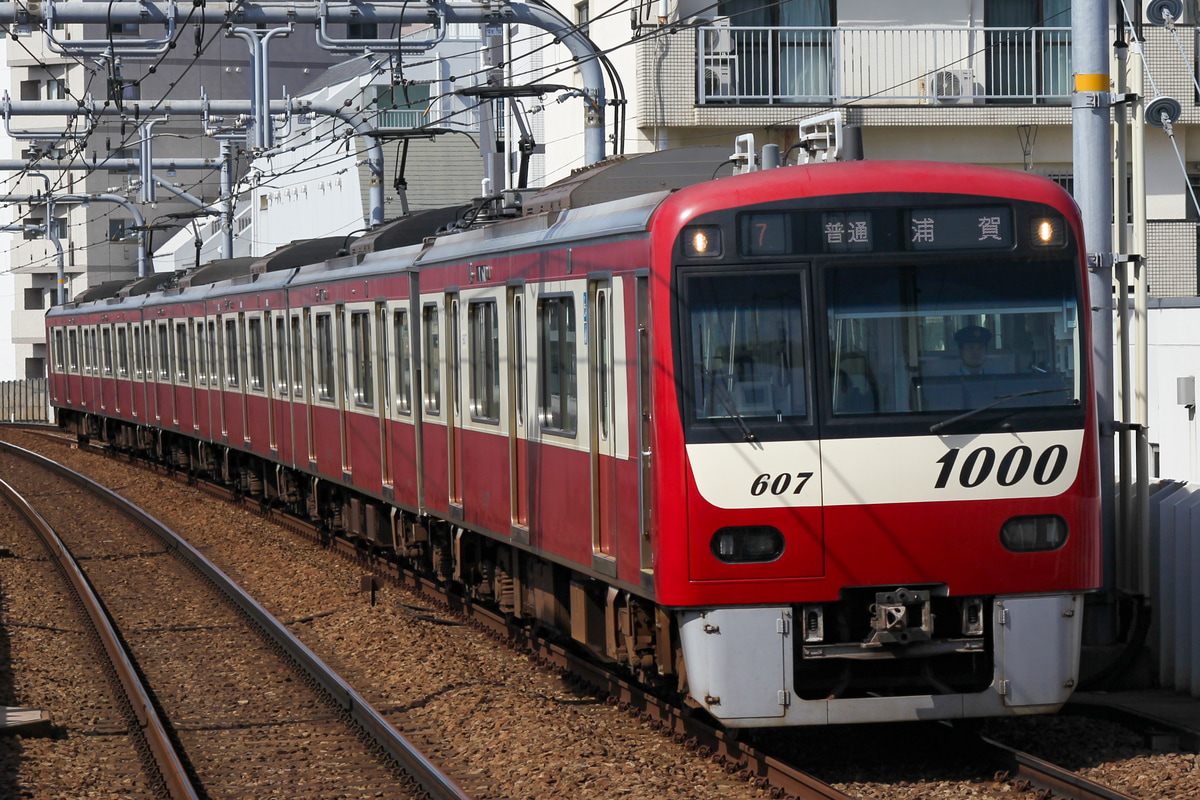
[954,325,992,376]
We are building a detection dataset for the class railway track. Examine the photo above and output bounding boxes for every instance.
[0,439,470,800]
[0,425,1168,800]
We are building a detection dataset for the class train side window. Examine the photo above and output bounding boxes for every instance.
[423,305,441,415]
[224,318,240,388]
[155,323,170,381]
[207,320,219,384]
[350,310,374,408]
[290,315,304,396]
[315,313,334,402]
[393,310,412,414]
[68,329,79,372]
[117,327,129,377]
[247,317,265,391]
[102,327,114,376]
[538,296,577,435]
[53,329,65,372]
[513,295,525,427]
[195,322,207,386]
[597,291,610,439]
[131,327,142,378]
[175,322,190,383]
[145,324,155,380]
[274,316,289,397]
[468,300,501,423]
[82,329,92,374]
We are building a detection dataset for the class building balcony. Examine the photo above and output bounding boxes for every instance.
[696,24,1072,106]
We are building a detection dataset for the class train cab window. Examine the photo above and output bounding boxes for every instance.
[117,327,129,377]
[682,271,808,434]
[538,296,577,435]
[247,317,265,391]
[175,322,190,383]
[350,310,373,408]
[274,316,289,397]
[315,313,334,402]
[101,327,114,376]
[825,260,1083,419]
[67,329,79,373]
[290,315,304,396]
[423,305,441,415]
[157,323,172,381]
[393,310,412,414]
[468,300,500,422]
[224,319,240,388]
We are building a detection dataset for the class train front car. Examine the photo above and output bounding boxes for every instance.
[651,161,1101,727]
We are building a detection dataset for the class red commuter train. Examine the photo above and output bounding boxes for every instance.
[46,154,1101,726]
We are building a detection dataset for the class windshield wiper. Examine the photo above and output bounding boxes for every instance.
[929,389,1066,435]
[702,367,758,442]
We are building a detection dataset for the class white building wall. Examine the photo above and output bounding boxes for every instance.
[1146,305,1200,482]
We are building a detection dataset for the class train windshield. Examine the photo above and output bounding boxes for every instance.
[826,259,1082,417]
[684,270,808,426]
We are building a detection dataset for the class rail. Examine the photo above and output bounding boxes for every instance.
[0,440,474,800]
[696,24,1072,105]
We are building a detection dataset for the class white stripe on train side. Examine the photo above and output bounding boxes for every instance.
[686,429,1085,509]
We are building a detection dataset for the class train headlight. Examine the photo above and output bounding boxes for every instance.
[1031,217,1065,247]
[710,526,784,563]
[682,225,723,258]
[1000,515,1068,552]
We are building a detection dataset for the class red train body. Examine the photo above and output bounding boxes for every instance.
[47,158,1101,726]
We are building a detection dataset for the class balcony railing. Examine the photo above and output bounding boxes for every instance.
[697,25,1072,105]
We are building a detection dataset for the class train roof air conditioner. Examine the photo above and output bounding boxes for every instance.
[933,69,977,105]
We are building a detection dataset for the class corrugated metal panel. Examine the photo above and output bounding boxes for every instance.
[1150,480,1200,696]
[0,379,49,423]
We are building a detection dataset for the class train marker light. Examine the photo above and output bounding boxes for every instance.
[683,225,722,258]
[1000,515,1068,552]
[1031,217,1065,247]
[710,525,784,563]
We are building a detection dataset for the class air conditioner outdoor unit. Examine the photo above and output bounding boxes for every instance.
[704,17,733,55]
[704,63,734,97]
[933,69,977,105]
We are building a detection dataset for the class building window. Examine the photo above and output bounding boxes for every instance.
[24,217,43,240]
[538,296,577,434]
[23,288,43,310]
[984,0,1072,100]
[347,22,378,39]
[469,301,501,422]
[109,218,136,242]
[19,79,40,101]
[716,0,834,101]
[575,0,589,35]
[50,217,68,240]
[350,310,374,408]
[46,78,66,100]
[24,357,45,380]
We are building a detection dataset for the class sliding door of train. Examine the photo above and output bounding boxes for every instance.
[635,274,653,581]
[376,301,393,492]
[507,284,529,535]
[589,278,619,570]
[447,292,464,514]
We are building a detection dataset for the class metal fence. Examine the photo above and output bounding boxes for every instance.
[1149,480,1200,697]
[697,25,1072,105]
[0,379,50,423]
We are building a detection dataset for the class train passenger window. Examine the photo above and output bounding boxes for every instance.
[83,329,93,374]
[195,322,207,386]
[350,311,373,408]
[247,317,265,391]
[53,329,65,371]
[224,319,240,388]
[468,301,500,422]
[68,329,79,372]
[597,291,610,439]
[513,295,525,427]
[145,324,155,380]
[132,327,142,378]
[393,310,412,414]
[538,296,577,435]
[423,305,441,415]
[684,271,808,426]
[274,316,288,397]
[117,327,129,377]
[315,313,334,402]
[207,321,219,385]
[290,316,304,396]
[157,323,171,381]
[825,260,1082,416]
[102,328,113,376]
[175,322,190,383]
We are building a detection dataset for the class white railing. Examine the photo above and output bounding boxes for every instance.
[697,25,1072,105]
